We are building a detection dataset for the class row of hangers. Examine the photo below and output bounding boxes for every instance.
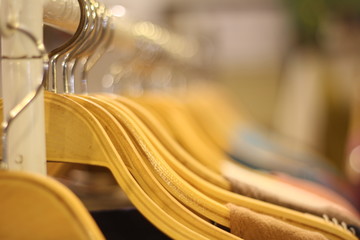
[0,0,359,239]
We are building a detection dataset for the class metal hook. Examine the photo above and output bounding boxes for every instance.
[67,0,102,93]
[60,0,114,94]
[1,23,49,168]
[46,0,115,94]
[80,5,114,93]
[46,0,86,93]
[62,0,97,93]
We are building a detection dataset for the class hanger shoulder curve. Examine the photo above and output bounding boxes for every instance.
[0,170,104,240]
[44,91,212,240]
[68,94,240,239]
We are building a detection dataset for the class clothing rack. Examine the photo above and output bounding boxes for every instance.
[1,0,197,174]
[44,0,198,62]
[1,1,360,240]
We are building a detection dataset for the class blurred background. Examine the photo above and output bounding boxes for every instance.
[44,0,360,184]
[100,0,360,174]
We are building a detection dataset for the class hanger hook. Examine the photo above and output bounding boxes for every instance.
[46,0,86,93]
[81,5,114,93]
[1,24,49,168]
[63,0,99,94]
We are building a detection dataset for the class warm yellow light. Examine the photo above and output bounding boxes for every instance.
[111,5,126,18]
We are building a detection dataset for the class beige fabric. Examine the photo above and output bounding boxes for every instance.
[227,177,360,228]
[227,203,328,240]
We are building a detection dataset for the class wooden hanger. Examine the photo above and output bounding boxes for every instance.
[44,91,237,239]
[89,93,357,240]
[105,92,357,240]
[26,0,356,238]
[96,93,231,189]
[66,93,242,238]
[76,94,233,217]
[129,92,347,209]
[41,0,242,237]
[0,170,104,240]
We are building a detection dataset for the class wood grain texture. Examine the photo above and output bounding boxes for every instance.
[0,170,104,240]
[44,92,211,240]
